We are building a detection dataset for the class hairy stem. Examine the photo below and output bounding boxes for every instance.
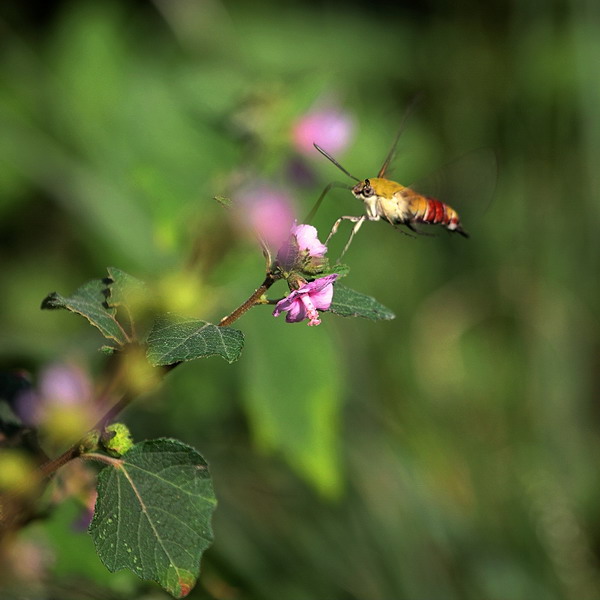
[218,273,277,327]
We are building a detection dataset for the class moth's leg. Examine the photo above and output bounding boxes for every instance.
[326,215,362,245]
[338,215,367,260]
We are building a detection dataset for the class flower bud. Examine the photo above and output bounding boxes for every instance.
[101,423,134,457]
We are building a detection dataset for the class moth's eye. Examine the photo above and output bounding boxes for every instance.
[362,183,374,197]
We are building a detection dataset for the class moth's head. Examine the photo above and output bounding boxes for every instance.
[352,178,376,199]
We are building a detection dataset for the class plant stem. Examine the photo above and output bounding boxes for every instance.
[218,273,277,327]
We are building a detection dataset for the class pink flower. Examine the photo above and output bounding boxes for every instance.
[273,274,338,326]
[276,222,328,269]
[233,183,296,248]
[292,223,327,256]
[292,108,355,156]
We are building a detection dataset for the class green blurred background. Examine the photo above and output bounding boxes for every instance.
[1,1,599,598]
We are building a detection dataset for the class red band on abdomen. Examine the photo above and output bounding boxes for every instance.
[424,199,437,222]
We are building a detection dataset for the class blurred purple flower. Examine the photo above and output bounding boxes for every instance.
[13,388,42,425]
[14,363,93,426]
[72,490,97,532]
[292,107,355,157]
[233,183,296,248]
[40,364,92,406]
[273,274,338,326]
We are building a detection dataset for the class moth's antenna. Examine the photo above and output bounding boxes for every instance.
[313,144,360,182]
[377,92,423,178]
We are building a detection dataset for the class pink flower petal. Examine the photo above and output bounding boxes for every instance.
[291,224,327,257]
[308,281,335,310]
[272,295,294,317]
[276,222,329,270]
[302,274,338,293]
[285,299,306,322]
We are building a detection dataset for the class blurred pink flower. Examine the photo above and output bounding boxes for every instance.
[292,107,355,156]
[233,183,296,248]
[273,274,338,326]
[15,362,93,426]
[40,363,92,407]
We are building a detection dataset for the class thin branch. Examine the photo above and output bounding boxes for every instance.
[218,273,277,327]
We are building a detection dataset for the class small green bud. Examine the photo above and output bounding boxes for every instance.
[101,423,134,457]
[78,430,101,454]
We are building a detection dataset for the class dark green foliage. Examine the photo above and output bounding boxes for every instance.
[89,439,216,598]
[330,284,395,320]
[42,279,129,346]
[146,315,245,366]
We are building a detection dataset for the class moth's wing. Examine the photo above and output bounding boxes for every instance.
[407,148,498,221]
[377,94,423,178]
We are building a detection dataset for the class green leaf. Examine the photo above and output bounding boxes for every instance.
[312,263,351,279]
[41,279,130,345]
[329,263,351,278]
[146,314,244,366]
[329,284,395,321]
[104,267,150,335]
[89,438,217,599]
[104,267,146,309]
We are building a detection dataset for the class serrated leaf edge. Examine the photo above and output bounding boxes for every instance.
[41,289,130,344]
